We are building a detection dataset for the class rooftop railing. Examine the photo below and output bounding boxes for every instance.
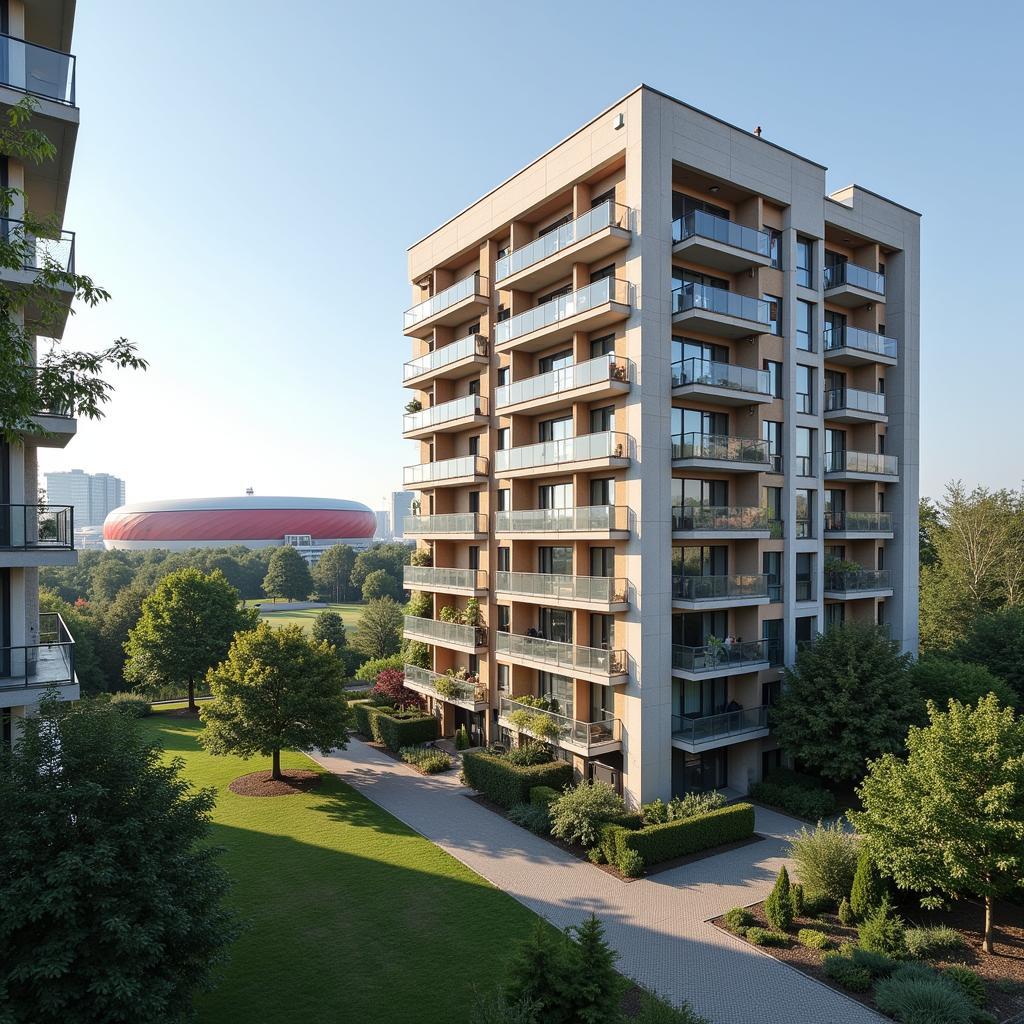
[671,210,770,257]
[824,261,886,295]
[0,504,74,549]
[672,282,770,325]
[403,335,487,382]
[495,353,632,409]
[671,432,771,466]
[403,393,486,433]
[0,612,75,691]
[495,276,630,346]
[671,357,772,396]
[495,431,630,474]
[495,571,627,605]
[404,273,488,331]
[672,706,769,744]
[672,574,769,602]
[403,454,488,487]
[672,639,770,675]
[403,513,486,536]
[823,325,897,359]
[495,505,629,535]
[0,33,75,105]
[496,632,627,677]
[499,696,621,749]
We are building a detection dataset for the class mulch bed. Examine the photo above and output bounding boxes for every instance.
[228,770,322,797]
[711,897,1024,1023]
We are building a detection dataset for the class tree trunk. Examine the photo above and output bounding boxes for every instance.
[188,677,196,713]
[272,748,282,781]
[984,895,994,954]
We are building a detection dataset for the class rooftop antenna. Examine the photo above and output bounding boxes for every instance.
[245,487,254,496]
[754,125,762,138]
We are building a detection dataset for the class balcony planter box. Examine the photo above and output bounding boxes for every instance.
[461,749,572,809]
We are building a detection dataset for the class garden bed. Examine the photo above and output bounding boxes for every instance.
[228,769,322,797]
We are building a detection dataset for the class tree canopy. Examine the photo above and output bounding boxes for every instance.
[908,652,1018,710]
[352,597,404,660]
[311,543,357,602]
[262,546,314,602]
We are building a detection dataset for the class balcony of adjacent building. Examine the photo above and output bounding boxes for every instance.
[672,210,773,273]
[824,387,887,424]
[495,431,631,480]
[494,504,630,541]
[496,632,627,686]
[495,571,628,613]
[671,505,777,541]
[24,365,76,446]
[403,512,487,541]
[494,277,631,353]
[495,200,632,293]
[671,705,770,753]
[403,454,488,490]
[671,432,774,474]
[402,565,488,598]
[824,449,899,483]
[823,325,897,367]
[824,510,894,541]
[0,612,76,696]
[672,639,772,681]
[494,353,632,417]
[671,358,774,407]
[498,695,622,757]
[823,568,894,600]
[671,573,770,610]
[402,394,488,441]
[403,664,488,713]
[402,615,488,654]
[403,335,488,391]
[823,261,886,306]
[0,503,75,567]
[671,283,772,338]
[403,273,490,339]
[1,220,75,336]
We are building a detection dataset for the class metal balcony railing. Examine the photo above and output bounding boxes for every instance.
[403,394,486,433]
[499,696,621,749]
[671,210,771,256]
[672,706,769,744]
[403,335,487,382]
[404,273,488,331]
[672,640,770,675]
[0,218,75,274]
[496,632,627,677]
[403,513,486,536]
[495,505,629,535]
[823,325,897,359]
[402,566,487,591]
[403,665,486,705]
[495,277,630,346]
[0,33,75,105]
[496,571,627,605]
[672,574,769,602]
[0,612,75,691]
[671,357,772,396]
[672,282,771,325]
[495,353,632,409]
[495,431,630,474]
[0,503,74,549]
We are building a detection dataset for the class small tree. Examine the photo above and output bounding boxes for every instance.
[850,848,885,919]
[765,865,794,930]
[504,920,568,1022]
[362,567,400,602]
[262,545,314,602]
[201,623,349,781]
[562,915,624,1024]
[352,597,403,660]
[372,667,421,710]
[850,695,1024,952]
[311,609,347,652]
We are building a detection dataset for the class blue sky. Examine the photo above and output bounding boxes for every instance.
[40,0,1024,510]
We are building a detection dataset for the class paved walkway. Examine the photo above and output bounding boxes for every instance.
[313,740,884,1024]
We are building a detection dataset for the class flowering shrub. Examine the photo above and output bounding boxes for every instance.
[372,668,423,710]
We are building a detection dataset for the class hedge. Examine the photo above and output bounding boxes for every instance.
[462,750,573,809]
[749,780,835,820]
[529,786,560,808]
[612,803,755,866]
[352,702,437,752]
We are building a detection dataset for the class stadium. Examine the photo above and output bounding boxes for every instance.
[102,496,377,563]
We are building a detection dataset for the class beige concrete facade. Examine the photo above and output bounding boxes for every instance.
[402,85,920,807]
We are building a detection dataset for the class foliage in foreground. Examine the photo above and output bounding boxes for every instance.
[874,961,976,1024]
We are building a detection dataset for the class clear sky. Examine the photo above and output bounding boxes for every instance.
[39,0,1024,510]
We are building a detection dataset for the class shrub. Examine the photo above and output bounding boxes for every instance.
[905,925,966,960]
[548,782,626,848]
[944,966,986,1009]
[858,898,908,958]
[822,953,872,992]
[721,907,755,935]
[587,846,605,865]
[372,668,422,710]
[875,962,975,1024]
[399,745,451,774]
[352,703,437,751]
[790,882,805,918]
[504,742,551,767]
[765,866,794,931]
[787,821,859,902]
[850,848,886,919]
[798,928,832,950]
[108,692,151,718]
[461,750,572,810]
[642,798,669,825]
[850,946,898,978]
[838,897,854,926]
[613,803,754,867]
[617,848,644,878]
[642,792,728,826]
[342,687,372,701]
[468,990,540,1024]
[354,653,404,681]
[745,927,788,947]
[750,779,836,820]
[507,802,550,835]
[455,724,470,751]
[598,822,628,866]
[529,786,559,809]
[632,991,711,1024]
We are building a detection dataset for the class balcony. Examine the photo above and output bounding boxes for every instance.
[402,394,488,440]
[498,696,622,757]
[403,665,488,712]
[671,432,773,474]
[495,277,630,352]
[403,455,488,489]
[23,365,77,446]
[672,574,770,610]
[824,387,887,424]
[824,569,894,600]
[403,335,488,390]
[824,511,894,539]
[824,326,897,367]
[672,505,773,540]
[495,353,632,416]
[0,504,75,567]
[402,565,487,597]
[0,612,76,693]
[0,34,75,106]
[403,513,487,539]
[495,505,630,540]
[1,219,76,336]
[402,615,487,654]
[823,262,886,306]
[496,632,627,686]
[671,706,770,753]
[824,449,899,482]
[673,640,771,680]
[672,283,771,338]
[495,201,631,292]
[672,210,772,272]
[671,358,774,407]
[495,431,630,480]
[495,571,628,612]
[404,273,490,338]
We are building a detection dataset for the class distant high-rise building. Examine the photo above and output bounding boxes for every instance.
[374,510,391,540]
[390,490,414,538]
[45,469,125,528]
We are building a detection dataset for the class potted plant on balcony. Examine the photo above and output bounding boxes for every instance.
[705,634,726,667]
[404,398,423,414]
[611,360,628,382]
[409,547,432,567]
[410,499,421,516]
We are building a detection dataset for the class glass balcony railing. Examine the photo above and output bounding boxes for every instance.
[824,262,885,296]
[672,574,769,602]
[672,706,769,744]
[403,615,487,649]
[495,201,630,281]
[672,505,771,533]
[495,431,630,474]
[495,353,632,409]
[403,335,487,382]
[24,365,73,418]
[671,432,771,466]
[671,358,772,396]
[825,450,899,476]
[0,504,74,549]
[0,612,75,691]
[496,571,627,605]
[499,696,621,750]
[671,210,771,257]
[403,455,488,487]
[495,277,630,346]
[404,665,487,705]
[496,632,627,677]
[403,394,486,433]
[403,513,486,536]
[823,325,897,360]
[825,388,886,416]
[824,511,893,533]
[0,218,75,274]
[403,566,487,591]
[495,505,629,535]
[0,34,75,105]
[672,282,770,326]
[672,640,770,675]
[404,273,488,331]
[824,569,893,593]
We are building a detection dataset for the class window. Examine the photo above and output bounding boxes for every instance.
[539,546,573,575]
[539,416,572,442]
[497,488,510,512]
[538,213,572,238]
[538,348,573,374]
[590,547,614,578]
[497,663,509,690]
[761,618,783,666]
[825,603,845,631]
[497,547,510,572]
[795,426,813,476]
[468,435,479,456]
[467,320,481,335]
[762,486,782,528]
[590,334,615,357]
[796,299,813,351]
[496,365,509,387]
[468,546,479,570]
[539,672,573,717]
[762,420,782,472]
[468,378,480,396]
[763,294,782,336]
[497,607,510,634]
[589,263,615,284]
[496,427,509,450]
[590,478,613,506]
[468,491,480,513]
[796,365,813,414]
[795,488,813,538]
[763,359,782,398]
[539,483,572,509]
[796,236,813,287]
[763,551,782,603]
[537,284,572,306]
[768,228,782,269]
[590,614,614,649]
[795,553,814,602]
[590,405,614,432]
[591,187,615,208]
[795,615,816,646]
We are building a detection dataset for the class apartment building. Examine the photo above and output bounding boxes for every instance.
[400,86,919,807]
[0,0,80,744]
[45,468,125,527]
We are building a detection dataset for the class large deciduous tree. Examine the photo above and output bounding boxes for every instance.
[909,652,1018,710]
[311,543,357,602]
[361,567,401,602]
[262,545,314,602]
[955,606,1024,702]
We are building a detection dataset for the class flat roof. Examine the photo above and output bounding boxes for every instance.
[827,184,922,219]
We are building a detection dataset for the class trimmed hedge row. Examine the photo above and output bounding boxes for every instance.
[749,780,835,820]
[606,803,755,867]
[462,750,572,809]
[352,702,437,752]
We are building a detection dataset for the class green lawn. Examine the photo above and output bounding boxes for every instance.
[139,713,541,1024]
[248,601,365,634]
